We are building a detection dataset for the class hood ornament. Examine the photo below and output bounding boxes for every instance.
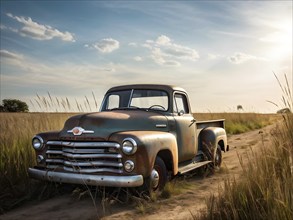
[67,127,94,136]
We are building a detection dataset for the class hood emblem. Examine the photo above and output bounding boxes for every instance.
[67,127,94,136]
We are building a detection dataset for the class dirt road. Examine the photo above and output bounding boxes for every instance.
[1,125,273,220]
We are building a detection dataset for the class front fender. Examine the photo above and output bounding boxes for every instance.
[109,131,178,177]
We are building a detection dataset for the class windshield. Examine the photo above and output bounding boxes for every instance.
[101,89,169,111]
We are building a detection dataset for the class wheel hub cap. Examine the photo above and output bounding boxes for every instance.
[150,169,159,189]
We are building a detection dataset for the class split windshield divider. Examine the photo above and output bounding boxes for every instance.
[127,89,134,108]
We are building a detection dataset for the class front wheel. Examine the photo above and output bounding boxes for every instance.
[147,156,167,192]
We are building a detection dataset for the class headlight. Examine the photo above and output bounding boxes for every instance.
[32,136,44,150]
[124,160,135,172]
[122,138,137,155]
[37,155,45,163]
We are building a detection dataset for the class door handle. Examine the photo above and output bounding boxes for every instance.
[189,118,196,127]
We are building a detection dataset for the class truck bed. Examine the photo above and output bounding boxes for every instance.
[196,119,225,132]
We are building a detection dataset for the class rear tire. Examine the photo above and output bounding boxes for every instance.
[202,143,222,173]
[214,145,222,168]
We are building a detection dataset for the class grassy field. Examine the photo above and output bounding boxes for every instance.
[0,112,276,213]
[198,74,293,220]
[195,112,276,134]
[198,113,293,220]
[0,113,75,213]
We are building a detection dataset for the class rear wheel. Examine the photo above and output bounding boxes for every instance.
[202,144,222,173]
[214,145,222,168]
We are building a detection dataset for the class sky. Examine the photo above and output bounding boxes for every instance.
[0,0,292,113]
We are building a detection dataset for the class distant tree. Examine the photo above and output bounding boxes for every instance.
[0,99,29,112]
[237,105,243,111]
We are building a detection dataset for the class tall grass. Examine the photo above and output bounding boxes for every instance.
[198,114,292,220]
[0,113,75,212]
[198,74,293,220]
[30,92,100,112]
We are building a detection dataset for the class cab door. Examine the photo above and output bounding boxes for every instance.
[173,93,197,162]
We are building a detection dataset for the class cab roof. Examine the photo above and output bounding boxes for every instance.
[107,84,187,94]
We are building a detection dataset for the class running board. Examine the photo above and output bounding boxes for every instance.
[178,161,211,175]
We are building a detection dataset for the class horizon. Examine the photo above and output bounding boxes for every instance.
[0,1,292,113]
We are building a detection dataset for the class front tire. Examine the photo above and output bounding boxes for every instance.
[148,156,167,192]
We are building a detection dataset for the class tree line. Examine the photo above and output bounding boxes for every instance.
[0,99,29,112]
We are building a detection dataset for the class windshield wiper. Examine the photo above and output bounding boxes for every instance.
[110,106,145,111]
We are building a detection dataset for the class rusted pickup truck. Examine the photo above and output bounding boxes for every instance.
[29,84,228,192]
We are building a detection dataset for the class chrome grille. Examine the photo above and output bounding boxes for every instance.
[45,141,122,174]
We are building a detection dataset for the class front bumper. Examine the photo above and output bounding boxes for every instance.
[28,168,144,187]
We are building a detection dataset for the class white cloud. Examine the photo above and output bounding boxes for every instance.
[163,44,199,60]
[142,43,152,49]
[0,50,23,60]
[163,60,181,66]
[90,38,120,53]
[212,30,254,40]
[6,13,75,42]
[0,24,7,30]
[146,40,154,44]
[144,35,199,66]
[103,68,116,72]
[150,47,180,66]
[156,35,171,45]
[208,53,223,60]
[227,52,266,64]
[150,48,165,65]
[128,42,137,47]
[133,56,143,61]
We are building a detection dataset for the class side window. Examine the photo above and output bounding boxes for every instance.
[174,93,189,114]
[101,90,131,111]
[107,95,119,109]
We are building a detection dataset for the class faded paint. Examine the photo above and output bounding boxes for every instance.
[29,84,227,188]
[60,110,169,140]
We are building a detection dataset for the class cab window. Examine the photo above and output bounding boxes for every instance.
[174,93,189,114]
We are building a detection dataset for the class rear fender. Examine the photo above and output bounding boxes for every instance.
[198,127,227,153]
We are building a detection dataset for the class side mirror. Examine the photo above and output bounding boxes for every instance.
[178,110,185,116]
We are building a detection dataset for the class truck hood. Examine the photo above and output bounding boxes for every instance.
[60,110,169,140]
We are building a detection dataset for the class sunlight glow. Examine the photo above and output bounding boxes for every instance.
[261,19,292,61]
